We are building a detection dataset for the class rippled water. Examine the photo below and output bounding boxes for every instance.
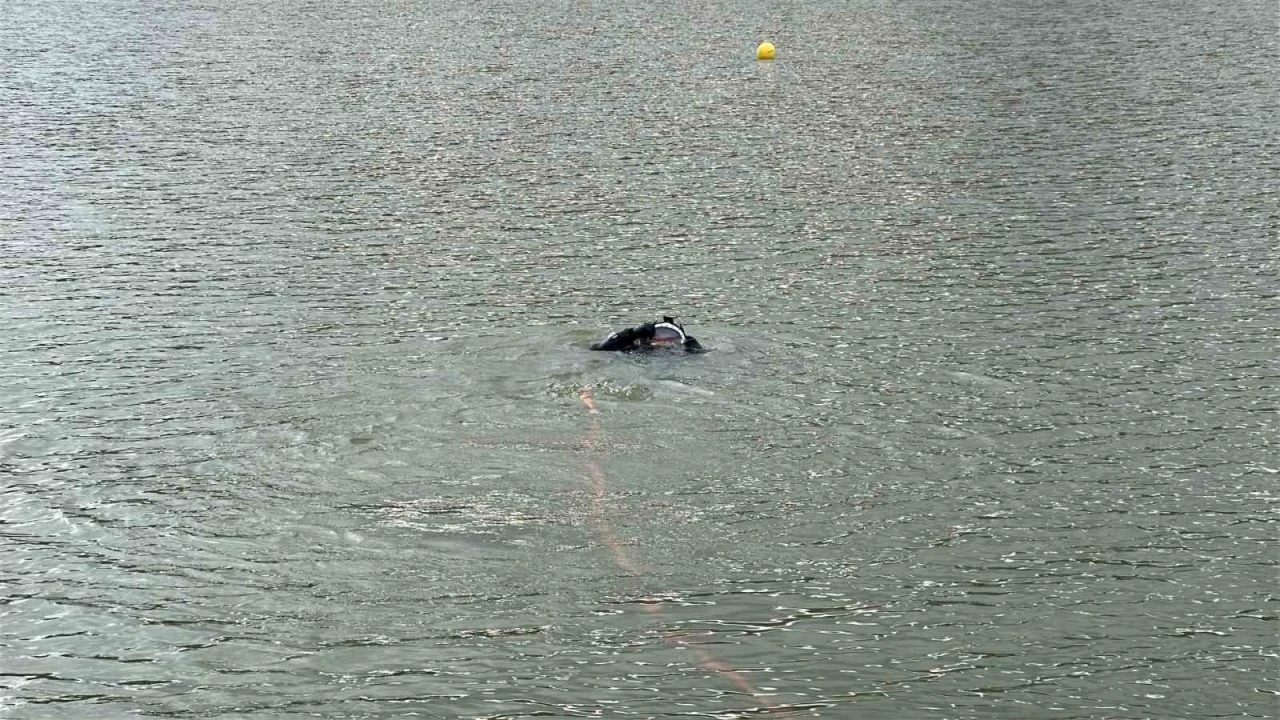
[2,0,1276,718]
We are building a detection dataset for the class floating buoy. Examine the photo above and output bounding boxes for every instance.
[757,42,776,61]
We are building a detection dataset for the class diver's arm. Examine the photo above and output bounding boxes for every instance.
[590,323,656,351]
[683,335,704,353]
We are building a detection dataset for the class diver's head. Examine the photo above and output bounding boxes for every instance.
[651,318,687,347]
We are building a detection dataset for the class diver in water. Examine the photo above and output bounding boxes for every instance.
[590,316,704,353]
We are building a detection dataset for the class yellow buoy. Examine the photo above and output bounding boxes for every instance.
[757,42,776,61]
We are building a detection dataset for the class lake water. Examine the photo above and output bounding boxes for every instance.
[2,0,1276,718]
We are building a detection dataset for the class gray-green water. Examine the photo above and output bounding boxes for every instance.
[2,0,1277,718]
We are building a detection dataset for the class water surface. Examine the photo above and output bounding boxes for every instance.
[2,0,1276,718]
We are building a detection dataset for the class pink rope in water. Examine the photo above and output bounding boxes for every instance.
[578,384,781,714]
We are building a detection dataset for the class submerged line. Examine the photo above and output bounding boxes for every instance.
[578,384,781,714]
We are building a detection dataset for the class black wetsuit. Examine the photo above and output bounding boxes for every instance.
[590,319,704,353]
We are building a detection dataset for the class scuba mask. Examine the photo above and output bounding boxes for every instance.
[651,317,687,346]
